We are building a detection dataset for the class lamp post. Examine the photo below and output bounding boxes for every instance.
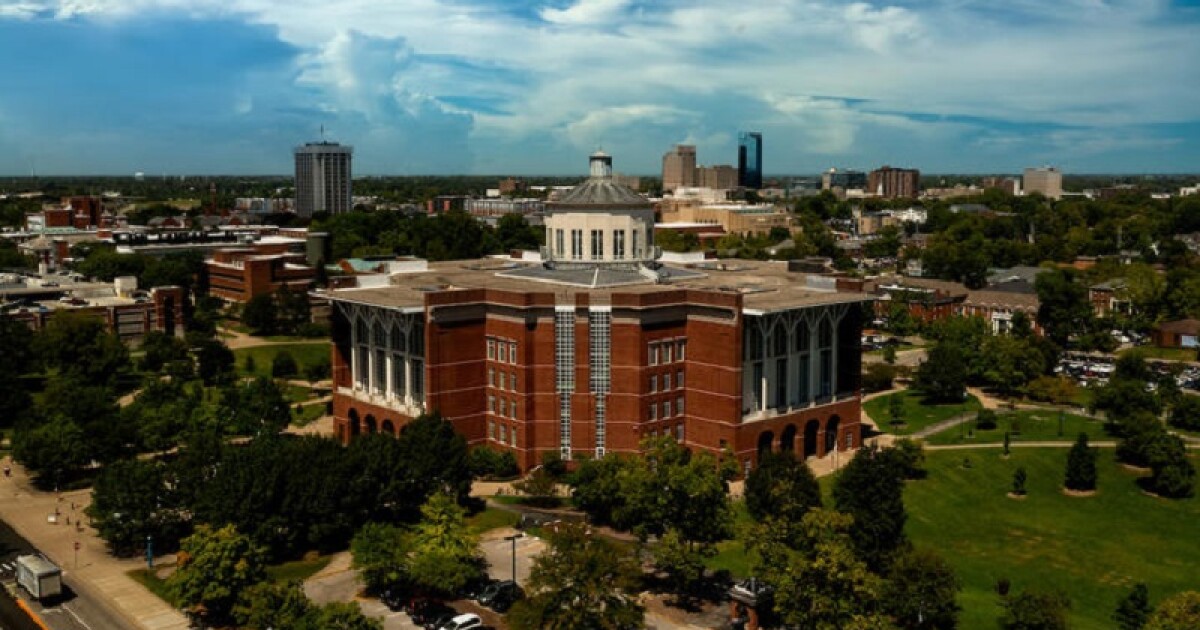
[504,533,522,583]
[146,535,154,569]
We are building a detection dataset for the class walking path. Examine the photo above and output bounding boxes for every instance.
[218,327,330,350]
[0,457,189,630]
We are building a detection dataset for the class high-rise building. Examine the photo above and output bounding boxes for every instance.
[698,165,738,189]
[821,168,868,191]
[868,166,920,199]
[737,132,763,189]
[1023,167,1063,200]
[662,145,697,192]
[294,141,353,216]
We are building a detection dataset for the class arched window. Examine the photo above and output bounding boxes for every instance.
[391,322,406,352]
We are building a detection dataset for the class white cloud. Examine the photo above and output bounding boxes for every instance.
[2,0,1198,172]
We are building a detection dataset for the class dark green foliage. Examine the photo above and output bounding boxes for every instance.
[507,522,643,630]
[568,454,627,526]
[230,377,293,436]
[744,451,822,524]
[977,409,999,430]
[1147,434,1195,499]
[241,293,278,336]
[885,438,927,480]
[1113,583,1153,630]
[303,356,331,382]
[1168,395,1200,432]
[1064,433,1098,491]
[194,337,235,385]
[0,313,34,429]
[395,412,472,503]
[36,310,130,387]
[999,588,1070,630]
[139,331,190,373]
[11,415,91,486]
[1036,268,1095,348]
[88,459,188,556]
[1115,412,1167,468]
[1012,467,1028,496]
[914,342,968,403]
[863,362,897,393]
[350,522,412,593]
[1093,378,1162,420]
[168,524,267,627]
[832,444,907,571]
[468,446,520,479]
[883,546,962,630]
[271,351,299,378]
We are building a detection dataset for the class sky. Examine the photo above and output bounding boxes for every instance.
[0,0,1198,176]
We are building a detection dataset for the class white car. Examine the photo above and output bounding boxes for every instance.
[439,613,482,630]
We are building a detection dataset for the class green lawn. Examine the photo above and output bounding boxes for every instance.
[864,390,982,435]
[233,343,331,379]
[128,555,333,606]
[905,449,1200,629]
[127,568,178,606]
[924,409,1116,445]
[283,383,316,403]
[467,507,520,535]
[1120,346,1197,362]
[292,403,327,427]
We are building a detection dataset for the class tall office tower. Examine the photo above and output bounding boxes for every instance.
[1022,166,1063,200]
[698,165,739,189]
[737,132,763,189]
[661,145,697,192]
[294,141,353,217]
[868,166,920,199]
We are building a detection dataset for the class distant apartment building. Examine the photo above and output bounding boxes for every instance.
[1178,184,1198,197]
[1023,167,1063,200]
[698,165,738,190]
[738,132,763,189]
[821,168,868,192]
[868,166,920,199]
[982,176,1021,196]
[662,145,698,192]
[206,248,316,303]
[498,177,528,195]
[236,197,295,215]
[294,141,353,217]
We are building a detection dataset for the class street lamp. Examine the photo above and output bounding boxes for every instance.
[503,533,522,583]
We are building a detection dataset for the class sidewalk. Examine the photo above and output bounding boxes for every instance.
[0,457,189,630]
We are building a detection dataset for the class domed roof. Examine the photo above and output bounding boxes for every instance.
[550,151,651,209]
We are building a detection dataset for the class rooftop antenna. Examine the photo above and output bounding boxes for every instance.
[320,124,326,142]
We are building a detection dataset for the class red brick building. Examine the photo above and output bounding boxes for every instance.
[868,166,920,199]
[324,153,868,474]
[206,248,316,303]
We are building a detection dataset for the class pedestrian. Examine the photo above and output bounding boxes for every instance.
[3,465,9,478]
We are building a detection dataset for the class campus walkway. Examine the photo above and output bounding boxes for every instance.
[0,457,189,630]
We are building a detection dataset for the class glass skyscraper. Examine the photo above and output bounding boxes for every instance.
[737,131,763,189]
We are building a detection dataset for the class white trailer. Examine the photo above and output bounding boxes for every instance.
[15,554,62,601]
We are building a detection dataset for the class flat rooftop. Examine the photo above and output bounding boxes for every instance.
[324,258,869,314]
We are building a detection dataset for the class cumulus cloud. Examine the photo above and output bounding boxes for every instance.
[0,0,1198,173]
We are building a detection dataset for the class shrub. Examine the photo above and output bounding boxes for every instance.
[863,363,897,393]
[1064,433,1097,492]
[976,409,998,430]
[1011,467,1027,496]
[271,351,298,379]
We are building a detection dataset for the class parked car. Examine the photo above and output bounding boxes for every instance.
[437,613,482,630]
[461,575,496,600]
[380,587,405,611]
[425,612,458,630]
[478,580,524,612]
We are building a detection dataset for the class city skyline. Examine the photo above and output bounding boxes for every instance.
[0,0,1198,176]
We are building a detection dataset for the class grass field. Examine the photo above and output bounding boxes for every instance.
[924,409,1116,445]
[905,449,1200,629]
[128,555,331,606]
[1120,346,1197,362]
[467,507,520,535]
[292,403,327,427]
[233,343,331,379]
[864,390,982,435]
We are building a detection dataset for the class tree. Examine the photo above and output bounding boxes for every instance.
[194,337,235,385]
[981,335,1046,397]
[999,588,1071,630]
[1145,591,1200,630]
[395,412,472,503]
[651,528,709,602]
[507,522,644,630]
[1011,467,1028,496]
[1064,433,1097,492]
[139,330,189,373]
[976,409,999,430]
[350,522,413,593]
[751,509,890,629]
[882,344,897,365]
[1036,268,1094,347]
[1168,394,1200,432]
[569,454,628,526]
[88,459,187,557]
[832,444,907,571]
[889,393,906,428]
[1004,431,1011,456]
[744,451,822,525]
[11,416,91,486]
[1147,434,1195,499]
[1115,411,1168,468]
[914,342,968,403]
[36,310,130,387]
[408,492,483,596]
[882,547,961,630]
[1113,583,1153,630]
[513,467,560,507]
[241,293,278,336]
[168,524,268,626]
[272,351,299,378]
[0,313,33,429]
[863,363,897,393]
[231,377,293,436]
[613,437,734,546]
[244,354,257,375]
[235,581,382,630]
[884,438,926,480]
[304,356,332,383]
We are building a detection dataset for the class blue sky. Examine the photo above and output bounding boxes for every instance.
[0,0,1198,175]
